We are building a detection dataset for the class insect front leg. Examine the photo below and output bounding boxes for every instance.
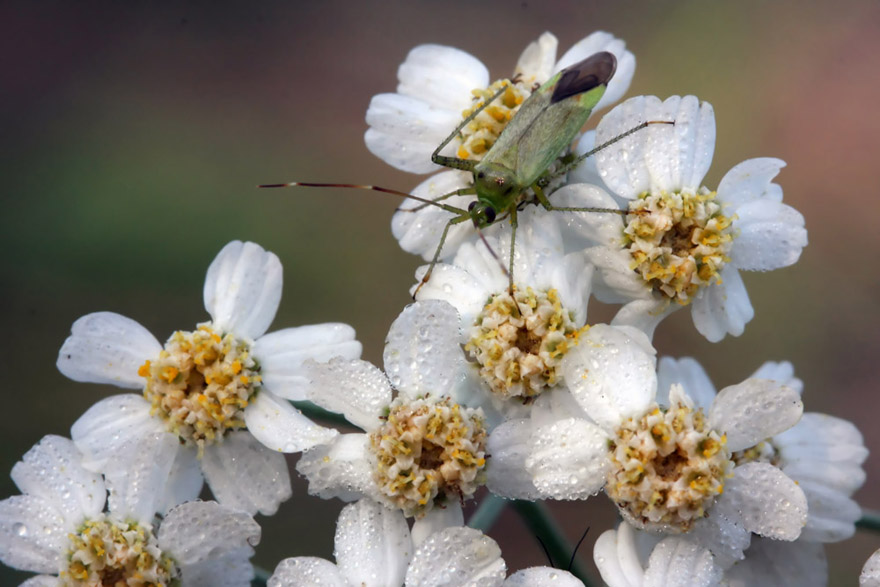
[507,205,518,295]
[431,83,510,171]
[412,213,471,299]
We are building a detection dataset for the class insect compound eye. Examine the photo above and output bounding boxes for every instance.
[484,206,496,224]
[468,201,477,212]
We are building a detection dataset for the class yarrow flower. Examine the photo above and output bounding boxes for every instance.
[0,435,260,587]
[487,324,808,566]
[297,301,493,519]
[267,497,585,587]
[57,240,362,515]
[559,95,807,341]
[365,31,635,263]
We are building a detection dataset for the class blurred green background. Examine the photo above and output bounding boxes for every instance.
[2,0,879,583]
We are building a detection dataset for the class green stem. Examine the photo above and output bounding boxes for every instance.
[291,400,350,428]
[252,565,269,586]
[858,509,880,532]
[511,501,594,586]
[468,494,509,532]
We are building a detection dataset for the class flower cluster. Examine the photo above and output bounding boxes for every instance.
[1,29,872,587]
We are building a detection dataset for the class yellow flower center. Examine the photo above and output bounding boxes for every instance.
[456,79,529,161]
[139,323,261,454]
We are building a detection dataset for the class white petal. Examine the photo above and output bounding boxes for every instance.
[245,390,337,452]
[365,93,463,174]
[404,526,506,587]
[560,324,656,432]
[411,502,463,548]
[0,495,66,574]
[797,479,860,542]
[305,358,393,431]
[586,246,653,304]
[154,446,203,515]
[57,312,160,388]
[413,259,494,327]
[178,547,255,587]
[594,95,657,199]
[716,157,786,210]
[19,576,60,587]
[396,44,489,109]
[11,436,105,527]
[296,434,376,502]
[548,183,624,249]
[643,537,721,587]
[555,31,635,112]
[726,537,827,587]
[514,32,557,85]
[203,241,282,339]
[158,501,260,566]
[526,418,608,500]
[724,462,807,540]
[656,357,717,411]
[709,379,802,452]
[334,499,412,587]
[504,567,584,587]
[610,298,677,342]
[268,557,347,587]
[690,265,753,342]
[644,96,714,194]
[485,419,541,500]
[201,432,292,516]
[688,505,751,569]
[748,361,802,394]
[593,527,638,587]
[254,323,362,401]
[70,394,157,470]
[863,549,880,587]
[730,200,807,271]
[384,300,467,401]
[391,171,475,261]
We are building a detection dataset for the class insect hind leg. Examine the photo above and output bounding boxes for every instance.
[431,83,511,171]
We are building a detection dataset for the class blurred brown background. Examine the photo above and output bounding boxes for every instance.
[2,0,879,583]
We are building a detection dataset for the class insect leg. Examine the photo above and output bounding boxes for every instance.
[431,83,510,171]
[412,213,471,299]
[398,186,475,213]
[532,183,626,216]
[507,205,518,294]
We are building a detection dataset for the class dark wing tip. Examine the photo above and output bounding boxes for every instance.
[550,51,617,104]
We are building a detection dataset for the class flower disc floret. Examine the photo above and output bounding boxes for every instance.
[606,399,731,533]
[466,287,585,401]
[368,396,487,518]
[63,517,176,587]
[624,190,734,305]
[456,79,529,161]
[139,322,261,451]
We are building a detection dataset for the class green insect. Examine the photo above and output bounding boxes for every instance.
[263,51,661,295]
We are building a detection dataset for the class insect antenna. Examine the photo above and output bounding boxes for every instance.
[567,525,590,572]
[474,225,509,279]
[535,535,555,568]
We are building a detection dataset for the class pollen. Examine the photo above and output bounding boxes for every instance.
[61,516,176,586]
[139,322,260,454]
[624,189,735,305]
[457,79,530,162]
[368,396,488,518]
[466,287,586,401]
[605,393,731,534]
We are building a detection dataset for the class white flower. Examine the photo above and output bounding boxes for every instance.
[486,325,807,567]
[267,497,583,587]
[57,240,362,516]
[658,357,867,543]
[725,537,827,587]
[561,95,807,341]
[0,435,260,587]
[593,522,722,587]
[371,31,635,263]
[414,212,593,416]
[296,300,491,519]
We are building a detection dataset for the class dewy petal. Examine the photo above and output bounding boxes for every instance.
[586,246,653,304]
[19,576,60,587]
[0,495,66,574]
[690,265,754,342]
[643,537,722,587]
[57,311,161,388]
[178,546,256,587]
[726,537,827,587]
[504,567,584,587]
[749,360,802,394]
[723,462,807,540]
[411,502,463,548]
[334,499,412,587]
[11,436,105,528]
[655,357,717,411]
[730,199,807,271]
[554,31,636,112]
[863,549,880,587]
[796,479,861,542]
[688,501,751,569]
[716,157,786,210]
[526,418,609,500]
[158,501,260,566]
[594,95,657,200]
[305,358,393,431]
[203,241,282,340]
[269,557,348,587]
[391,171,475,261]
[644,96,715,194]
[70,394,158,471]
[708,379,802,452]
[254,323,362,401]
[365,93,464,174]
[244,390,337,453]
[610,298,677,342]
[296,434,376,502]
[384,300,467,402]
[395,44,489,110]
[485,419,541,500]
[560,324,657,432]
[413,258,495,328]
[154,445,203,515]
[200,431,292,516]
[513,32,557,85]
[593,527,637,587]
[404,526,506,587]
[548,183,624,249]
